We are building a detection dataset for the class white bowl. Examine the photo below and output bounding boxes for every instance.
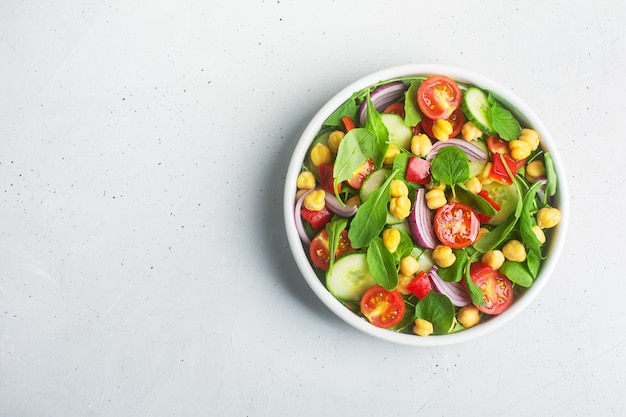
[283,64,569,346]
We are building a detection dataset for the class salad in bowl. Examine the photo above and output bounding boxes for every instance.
[284,64,568,346]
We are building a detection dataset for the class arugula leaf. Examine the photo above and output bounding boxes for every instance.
[367,237,398,290]
[325,218,348,270]
[324,94,358,126]
[499,261,533,288]
[455,185,497,216]
[392,151,410,179]
[544,152,557,197]
[414,292,456,334]
[472,216,517,253]
[487,93,521,141]
[348,169,397,248]
[332,128,373,195]
[430,146,470,186]
[404,79,423,127]
[363,92,389,169]
[519,180,543,277]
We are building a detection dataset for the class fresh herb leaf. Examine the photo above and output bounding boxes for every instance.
[333,128,374,195]
[430,146,470,186]
[325,218,348,270]
[487,93,521,141]
[499,261,533,287]
[324,94,358,126]
[367,237,398,290]
[544,152,557,197]
[363,92,389,169]
[414,292,456,334]
[404,79,423,127]
[348,169,397,248]
[437,250,469,283]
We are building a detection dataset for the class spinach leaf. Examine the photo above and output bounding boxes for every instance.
[464,263,487,306]
[324,94,358,126]
[455,185,498,216]
[472,216,517,253]
[499,261,533,288]
[544,152,557,197]
[367,237,398,290]
[437,249,469,283]
[430,146,470,186]
[404,79,423,128]
[333,128,374,195]
[488,93,521,141]
[392,151,410,179]
[348,170,397,248]
[363,92,389,169]
[325,217,348,270]
[393,229,415,264]
[414,292,456,335]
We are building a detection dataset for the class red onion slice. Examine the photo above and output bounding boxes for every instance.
[426,138,487,163]
[325,192,358,217]
[429,266,472,307]
[358,81,408,126]
[408,188,437,249]
[294,189,314,245]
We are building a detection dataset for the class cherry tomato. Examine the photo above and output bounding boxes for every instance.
[490,153,527,185]
[420,108,465,139]
[476,190,501,224]
[469,262,514,315]
[417,75,462,120]
[300,206,333,230]
[487,136,510,155]
[407,271,432,299]
[319,163,341,194]
[309,229,354,270]
[405,155,431,185]
[360,285,406,329]
[434,202,480,249]
[383,102,406,118]
[347,158,376,190]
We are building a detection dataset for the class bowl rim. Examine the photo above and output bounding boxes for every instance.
[283,63,570,346]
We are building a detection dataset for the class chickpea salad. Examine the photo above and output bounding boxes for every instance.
[293,74,562,336]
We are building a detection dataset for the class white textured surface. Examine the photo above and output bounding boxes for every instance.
[0,1,624,416]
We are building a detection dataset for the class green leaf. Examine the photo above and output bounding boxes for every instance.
[430,146,470,186]
[348,170,396,248]
[393,229,415,264]
[437,250,469,283]
[499,261,533,288]
[324,94,358,126]
[519,180,543,278]
[464,264,487,306]
[392,151,410,179]
[325,218,348,270]
[488,95,521,141]
[333,128,374,193]
[414,292,456,335]
[404,79,423,127]
[367,237,398,290]
[363,92,389,169]
[472,216,517,253]
[455,186,497,216]
[544,152,557,197]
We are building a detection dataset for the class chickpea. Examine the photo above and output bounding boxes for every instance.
[390,195,411,220]
[400,256,420,276]
[433,245,456,268]
[303,189,326,211]
[519,128,540,151]
[411,134,432,156]
[525,159,546,183]
[396,273,414,295]
[457,305,481,328]
[531,225,546,244]
[296,171,316,190]
[461,121,482,141]
[537,207,561,229]
[509,139,532,160]
[382,228,401,253]
[413,318,434,337]
[478,162,494,185]
[432,119,453,141]
[384,144,401,165]
[310,143,332,167]
[327,130,345,154]
[390,179,409,198]
[425,188,447,210]
[502,240,527,262]
[475,227,489,242]
[464,176,482,194]
[481,250,505,270]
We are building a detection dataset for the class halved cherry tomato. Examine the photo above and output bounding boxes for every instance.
[417,75,462,120]
[434,202,480,249]
[405,155,431,185]
[319,163,341,194]
[469,262,513,315]
[309,229,354,271]
[420,108,465,139]
[360,285,406,329]
[300,206,333,230]
[490,153,527,185]
[476,190,501,224]
[383,102,406,118]
[407,271,432,299]
[487,136,510,155]
[347,158,376,190]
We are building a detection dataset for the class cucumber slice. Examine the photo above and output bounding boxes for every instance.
[381,113,412,149]
[482,182,519,225]
[360,168,391,202]
[462,87,496,135]
[326,253,376,301]
[468,139,488,177]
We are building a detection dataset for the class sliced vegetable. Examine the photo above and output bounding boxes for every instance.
[490,152,526,185]
[407,271,432,299]
[360,285,406,329]
[294,189,314,245]
[358,81,408,126]
[434,202,480,249]
[469,262,514,315]
[310,228,354,271]
[462,86,495,135]
[326,253,375,301]
[405,156,431,185]
[420,108,465,139]
[324,192,358,217]
[301,205,333,230]
[417,75,462,120]
[381,113,413,149]
[481,182,518,225]
[346,158,376,190]
[408,188,437,249]
[429,266,472,307]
